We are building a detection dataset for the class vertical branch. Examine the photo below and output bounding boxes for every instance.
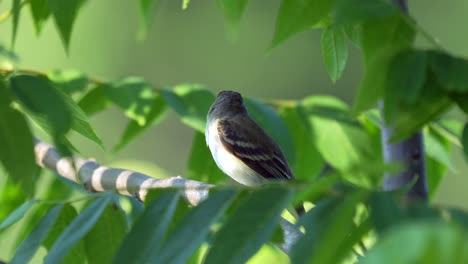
[380,0,428,201]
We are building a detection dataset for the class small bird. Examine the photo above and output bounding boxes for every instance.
[205,91,295,187]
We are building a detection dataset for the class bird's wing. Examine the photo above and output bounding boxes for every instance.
[217,116,294,181]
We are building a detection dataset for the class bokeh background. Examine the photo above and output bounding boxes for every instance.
[0,0,467,209]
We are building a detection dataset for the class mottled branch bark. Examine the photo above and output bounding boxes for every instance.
[380,0,428,200]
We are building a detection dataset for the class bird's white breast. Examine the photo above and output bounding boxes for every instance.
[206,120,264,187]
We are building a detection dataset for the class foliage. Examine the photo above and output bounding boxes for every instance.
[0,0,468,263]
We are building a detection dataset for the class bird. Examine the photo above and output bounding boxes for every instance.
[205,90,295,187]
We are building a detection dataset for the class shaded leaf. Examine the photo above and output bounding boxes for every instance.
[10,205,63,264]
[0,80,37,194]
[450,92,468,114]
[78,86,111,116]
[156,190,237,264]
[463,123,468,161]
[45,194,112,264]
[11,0,21,47]
[425,128,452,197]
[204,186,292,264]
[430,51,468,93]
[48,69,89,95]
[102,77,156,126]
[187,131,226,183]
[48,0,85,53]
[0,200,37,232]
[321,27,348,83]
[113,191,180,264]
[113,93,168,152]
[84,204,127,264]
[161,84,214,133]
[218,0,248,37]
[335,0,397,25]
[138,0,161,39]
[29,0,51,35]
[271,0,335,48]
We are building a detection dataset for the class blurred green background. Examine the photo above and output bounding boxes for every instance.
[0,0,467,208]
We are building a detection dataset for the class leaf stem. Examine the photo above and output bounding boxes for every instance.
[0,0,29,24]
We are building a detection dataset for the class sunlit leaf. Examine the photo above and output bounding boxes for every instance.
[48,69,89,95]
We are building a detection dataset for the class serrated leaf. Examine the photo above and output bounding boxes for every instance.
[204,186,293,264]
[218,0,248,37]
[48,69,89,95]
[361,221,468,264]
[11,0,21,47]
[161,84,214,133]
[101,77,156,126]
[84,204,127,264]
[187,131,225,183]
[9,74,72,136]
[383,49,428,123]
[321,27,348,83]
[138,0,161,39]
[334,0,397,25]
[156,190,237,264]
[0,200,37,231]
[430,51,468,93]
[48,0,85,53]
[271,0,335,48]
[29,0,51,35]
[78,86,111,116]
[45,194,112,264]
[244,97,295,164]
[0,80,37,195]
[113,93,168,152]
[113,191,180,264]
[10,205,63,264]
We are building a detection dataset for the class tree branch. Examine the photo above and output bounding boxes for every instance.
[380,0,428,201]
[34,139,212,206]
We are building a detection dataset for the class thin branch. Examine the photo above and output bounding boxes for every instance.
[34,139,212,206]
[0,0,29,24]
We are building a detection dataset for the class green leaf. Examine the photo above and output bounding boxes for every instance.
[138,0,161,39]
[10,205,63,264]
[45,194,112,264]
[29,0,51,35]
[383,49,428,123]
[368,191,403,234]
[11,0,21,47]
[425,128,452,197]
[156,190,237,264]
[187,131,226,183]
[278,105,324,181]
[113,191,180,264]
[102,77,156,126]
[0,80,37,194]
[450,92,468,114]
[0,200,37,231]
[302,96,378,187]
[43,204,86,264]
[361,221,468,264]
[161,84,214,133]
[78,86,111,116]
[430,51,468,93]
[271,0,335,48]
[462,123,468,161]
[218,0,248,37]
[9,74,72,136]
[334,0,397,25]
[113,93,168,152]
[291,191,367,264]
[244,97,295,163]
[353,13,416,113]
[204,186,293,264]
[321,27,348,83]
[47,0,85,53]
[48,70,89,95]
[84,204,127,264]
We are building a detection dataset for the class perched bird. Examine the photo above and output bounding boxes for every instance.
[205,91,295,187]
